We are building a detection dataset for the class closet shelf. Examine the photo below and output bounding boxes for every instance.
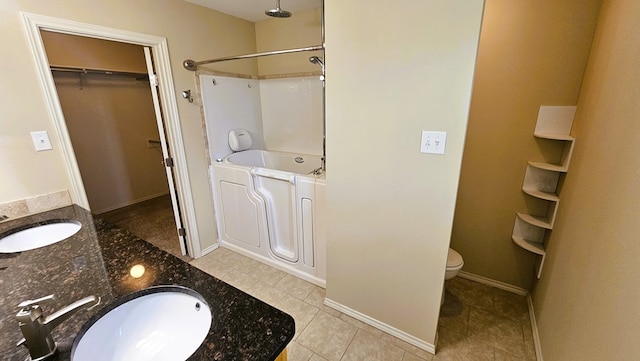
[528,161,568,173]
[512,105,576,279]
[534,132,576,141]
[511,236,545,256]
[517,212,552,229]
[522,187,559,202]
[50,66,148,78]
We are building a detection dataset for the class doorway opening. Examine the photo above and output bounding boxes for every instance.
[41,31,188,260]
[21,12,202,258]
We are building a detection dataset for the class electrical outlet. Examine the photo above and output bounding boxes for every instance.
[420,131,446,155]
[30,131,53,151]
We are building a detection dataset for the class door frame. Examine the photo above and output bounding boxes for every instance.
[21,12,202,257]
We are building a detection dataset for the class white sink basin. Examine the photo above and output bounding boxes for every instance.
[0,220,81,253]
[72,286,212,361]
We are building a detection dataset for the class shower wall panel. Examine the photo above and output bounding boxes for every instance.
[200,75,264,162]
[260,76,323,156]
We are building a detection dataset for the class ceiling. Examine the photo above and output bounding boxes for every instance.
[185,0,322,23]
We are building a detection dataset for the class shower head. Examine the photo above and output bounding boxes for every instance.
[265,0,292,18]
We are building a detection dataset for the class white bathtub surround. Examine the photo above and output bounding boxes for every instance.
[259,77,323,155]
[212,150,326,286]
[199,74,323,162]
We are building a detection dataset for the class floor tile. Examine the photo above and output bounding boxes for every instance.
[467,307,524,358]
[99,195,189,261]
[341,328,405,361]
[189,256,229,278]
[309,355,329,361]
[250,261,288,286]
[230,253,262,274]
[433,327,494,361]
[286,341,314,361]
[495,348,527,361]
[339,313,384,337]
[438,294,470,335]
[303,287,342,317]
[245,281,287,305]
[446,277,494,312]
[297,311,357,361]
[403,352,433,361]
[380,333,435,361]
[215,268,258,292]
[276,295,320,340]
[275,274,316,300]
[493,288,529,321]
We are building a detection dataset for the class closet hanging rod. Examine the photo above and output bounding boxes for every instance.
[50,66,148,78]
[183,44,323,71]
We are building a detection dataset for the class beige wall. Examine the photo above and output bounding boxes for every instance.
[54,74,169,213]
[41,31,147,73]
[0,0,256,249]
[254,8,323,76]
[450,0,601,289]
[325,0,484,346]
[532,0,640,359]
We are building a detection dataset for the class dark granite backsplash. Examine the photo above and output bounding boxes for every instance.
[0,205,294,361]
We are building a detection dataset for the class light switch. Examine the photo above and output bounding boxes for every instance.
[31,131,53,151]
[420,131,447,155]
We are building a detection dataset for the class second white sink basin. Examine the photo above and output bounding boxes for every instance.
[72,286,212,361]
[0,220,81,253]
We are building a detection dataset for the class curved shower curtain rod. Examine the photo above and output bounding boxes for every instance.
[183,44,323,71]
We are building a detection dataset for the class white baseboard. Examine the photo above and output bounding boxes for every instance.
[199,242,219,257]
[94,192,170,214]
[323,298,436,355]
[527,295,544,361]
[458,271,528,296]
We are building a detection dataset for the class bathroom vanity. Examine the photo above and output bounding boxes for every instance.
[0,205,294,361]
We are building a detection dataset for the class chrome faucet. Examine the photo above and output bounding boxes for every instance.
[16,294,100,360]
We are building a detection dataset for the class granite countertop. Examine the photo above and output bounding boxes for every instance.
[0,205,294,361]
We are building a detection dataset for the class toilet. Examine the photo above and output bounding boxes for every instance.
[442,248,464,305]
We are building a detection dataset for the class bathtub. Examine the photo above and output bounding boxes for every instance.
[211,150,326,286]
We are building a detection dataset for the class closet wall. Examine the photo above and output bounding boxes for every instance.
[42,31,169,213]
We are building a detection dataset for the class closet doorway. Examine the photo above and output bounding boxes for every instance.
[38,31,189,260]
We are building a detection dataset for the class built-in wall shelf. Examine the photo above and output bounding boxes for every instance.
[512,105,576,279]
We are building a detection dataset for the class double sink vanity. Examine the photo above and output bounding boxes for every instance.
[0,205,294,360]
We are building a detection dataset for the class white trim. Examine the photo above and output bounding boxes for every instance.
[458,271,528,296]
[527,295,544,361]
[323,298,436,355]
[200,242,219,257]
[94,192,170,215]
[20,12,202,258]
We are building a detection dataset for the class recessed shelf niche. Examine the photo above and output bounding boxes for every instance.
[512,105,576,279]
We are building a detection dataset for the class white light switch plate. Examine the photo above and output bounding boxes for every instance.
[31,131,53,151]
[420,131,446,155]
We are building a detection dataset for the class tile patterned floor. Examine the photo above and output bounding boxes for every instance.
[98,195,191,262]
[191,248,538,361]
[105,196,537,360]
